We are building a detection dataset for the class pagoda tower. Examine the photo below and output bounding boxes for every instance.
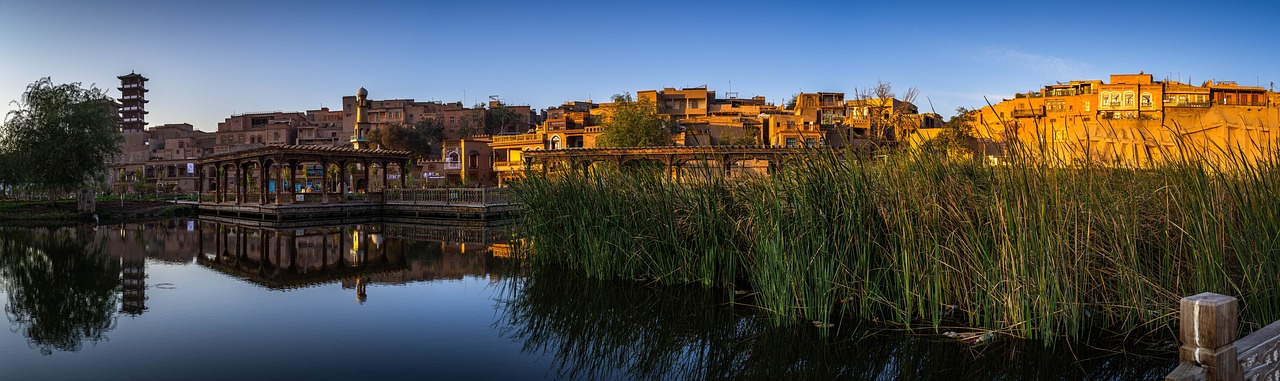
[117,72,148,132]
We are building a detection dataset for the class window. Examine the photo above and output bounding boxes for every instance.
[550,135,561,150]
[1123,91,1135,107]
[1140,92,1153,108]
[469,150,479,169]
[786,138,797,147]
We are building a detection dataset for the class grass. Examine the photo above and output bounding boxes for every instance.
[514,144,1280,343]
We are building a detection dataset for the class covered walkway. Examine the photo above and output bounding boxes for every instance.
[196,145,412,206]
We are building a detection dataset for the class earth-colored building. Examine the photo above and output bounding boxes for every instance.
[968,73,1279,165]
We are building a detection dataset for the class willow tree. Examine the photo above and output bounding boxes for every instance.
[597,93,672,147]
[1,78,122,203]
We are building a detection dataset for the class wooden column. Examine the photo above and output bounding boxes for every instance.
[338,161,348,203]
[258,160,268,205]
[362,160,371,193]
[399,160,408,189]
[236,161,244,205]
[273,160,283,206]
[289,160,299,204]
[1177,292,1241,381]
[320,159,329,205]
[380,161,389,192]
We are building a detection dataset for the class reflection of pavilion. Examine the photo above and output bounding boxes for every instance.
[196,223,406,290]
[194,219,514,299]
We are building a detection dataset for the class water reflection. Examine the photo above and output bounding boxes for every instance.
[0,227,121,355]
[194,220,516,300]
[496,270,1176,380]
[0,219,515,356]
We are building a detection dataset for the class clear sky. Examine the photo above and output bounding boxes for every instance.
[2,0,1277,132]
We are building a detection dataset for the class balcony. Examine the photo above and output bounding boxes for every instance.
[121,95,141,100]
[1165,101,1211,108]
[443,162,462,170]
[1011,108,1045,118]
[118,83,141,89]
[493,133,539,144]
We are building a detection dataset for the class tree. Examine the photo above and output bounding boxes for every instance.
[456,108,485,139]
[367,119,445,160]
[596,94,672,148]
[850,80,920,142]
[485,105,528,135]
[1,78,122,204]
[921,107,978,156]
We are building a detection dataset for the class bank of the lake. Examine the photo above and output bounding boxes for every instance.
[516,147,1280,343]
[0,199,194,225]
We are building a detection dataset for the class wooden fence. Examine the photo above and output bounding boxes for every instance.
[1166,293,1280,381]
[383,188,512,205]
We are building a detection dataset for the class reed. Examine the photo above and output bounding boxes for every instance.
[515,144,1280,342]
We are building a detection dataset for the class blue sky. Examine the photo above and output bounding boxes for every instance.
[2,0,1277,132]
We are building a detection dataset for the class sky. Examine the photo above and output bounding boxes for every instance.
[2,0,1278,132]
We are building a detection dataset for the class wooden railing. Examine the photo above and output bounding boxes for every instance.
[1165,293,1280,381]
[199,188,511,206]
[383,188,512,205]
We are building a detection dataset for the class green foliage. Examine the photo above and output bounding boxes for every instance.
[368,119,445,159]
[485,105,527,135]
[517,146,1280,343]
[456,110,485,139]
[920,107,977,155]
[1,78,122,201]
[596,93,672,148]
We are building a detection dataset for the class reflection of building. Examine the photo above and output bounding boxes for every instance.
[194,220,512,301]
[120,254,146,316]
[95,219,206,316]
[964,73,1280,165]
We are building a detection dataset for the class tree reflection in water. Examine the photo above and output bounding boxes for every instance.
[0,227,120,355]
[496,270,1175,380]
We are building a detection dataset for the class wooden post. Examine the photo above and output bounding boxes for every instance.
[273,161,283,206]
[1177,292,1241,381]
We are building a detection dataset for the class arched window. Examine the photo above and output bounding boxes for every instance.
[550,135,561,150]
[1123,91,1135,107]
[468,150,479,169]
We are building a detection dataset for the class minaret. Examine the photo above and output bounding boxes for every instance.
[117,72,148,132]
[352,87,370,149]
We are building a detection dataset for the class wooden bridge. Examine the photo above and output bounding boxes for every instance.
[1165,293,1280,380]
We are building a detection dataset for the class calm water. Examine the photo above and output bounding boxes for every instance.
[0,219,1176,380]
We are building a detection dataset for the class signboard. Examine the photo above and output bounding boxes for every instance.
[187,163,195,174]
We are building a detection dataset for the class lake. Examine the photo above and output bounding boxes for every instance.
[0,219,1176,380]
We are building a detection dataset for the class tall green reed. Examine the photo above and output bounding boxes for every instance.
[515,142,1280,342]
